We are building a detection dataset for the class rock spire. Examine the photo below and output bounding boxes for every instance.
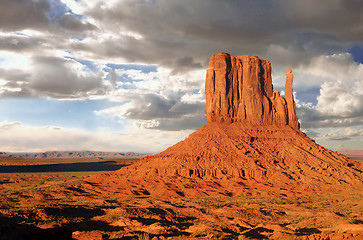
[205,52,299,128]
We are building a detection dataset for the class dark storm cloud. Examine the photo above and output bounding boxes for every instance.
[84,0,280,66]
[55,14,97,32]
[100,91,206,130]
[0,0,50,31]
[0,0,96,35]
[0,57,104,99]
[297,105,363,129]
[83,0,363,69]
[171,57,203,74]
[123,93,204,120]
[28,56,104,98]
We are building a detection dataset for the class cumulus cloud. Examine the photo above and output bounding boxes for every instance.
[98,91,206,131]
[320,127,363,141]
[28,56,104,98]
[310,54,363,119]
[317,81,362,117]
[0,55,105,98]
[295,53,363,130]
[0,35,43,52]
[297,103,363,129]
[0,68,31,83]
[96,65,206,131]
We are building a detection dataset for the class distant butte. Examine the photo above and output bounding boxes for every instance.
[88,52,363,197]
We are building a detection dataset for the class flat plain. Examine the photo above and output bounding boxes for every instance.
[0,157,362,240]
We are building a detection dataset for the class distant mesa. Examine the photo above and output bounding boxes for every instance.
[87,52,363,197]
[0,151,148,159]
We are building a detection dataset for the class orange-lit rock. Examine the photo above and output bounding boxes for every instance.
[285,69,299,128]
[87,52,362,198]
[205,52,299,128]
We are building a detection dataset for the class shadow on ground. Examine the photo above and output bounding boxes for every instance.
[0,161,128,173]
[0,206,123,240]
[0,214,73,240]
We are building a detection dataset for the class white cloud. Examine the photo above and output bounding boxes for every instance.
[0,51,32,70]
[135,119,160,129]
[308,54,363,118]
[0,54,105,98]
[292,53,363,131]
[60,0,89,15]
[319,127,363,141]
[0,121,192,153]
[95,65,206,131]
[181,89,205,104]
[305,53,360,80]
[317,81,362,117]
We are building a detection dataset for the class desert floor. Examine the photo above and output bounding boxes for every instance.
[0,158,362,240]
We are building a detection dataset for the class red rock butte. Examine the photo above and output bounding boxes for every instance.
[88,52,363,197]
[206,52,299,129]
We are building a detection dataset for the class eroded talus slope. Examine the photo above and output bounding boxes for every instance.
[96,122,360,197]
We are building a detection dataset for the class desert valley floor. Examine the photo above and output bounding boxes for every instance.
[0,157,362,240]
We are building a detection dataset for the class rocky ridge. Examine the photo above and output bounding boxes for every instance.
[0,151,148,159]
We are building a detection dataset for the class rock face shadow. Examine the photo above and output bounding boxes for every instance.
[242,227,274,239]
[295,227,322,236]
[44,206,105,220]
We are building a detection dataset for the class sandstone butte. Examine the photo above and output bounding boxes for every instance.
[88,52,363,197]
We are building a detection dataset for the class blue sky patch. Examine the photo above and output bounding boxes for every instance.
[66,57,99,73]
[295,86,321,106]
[348,44,363,64]
[0,98,123,131]
[106,63,158,73]
[46,0,69,20]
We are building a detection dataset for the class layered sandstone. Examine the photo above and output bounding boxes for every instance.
[88,52,362,197]
[206,52,299,128]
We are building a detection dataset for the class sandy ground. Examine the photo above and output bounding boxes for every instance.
[0,159,362,240]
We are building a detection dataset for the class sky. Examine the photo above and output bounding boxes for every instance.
[0,0,362,153]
